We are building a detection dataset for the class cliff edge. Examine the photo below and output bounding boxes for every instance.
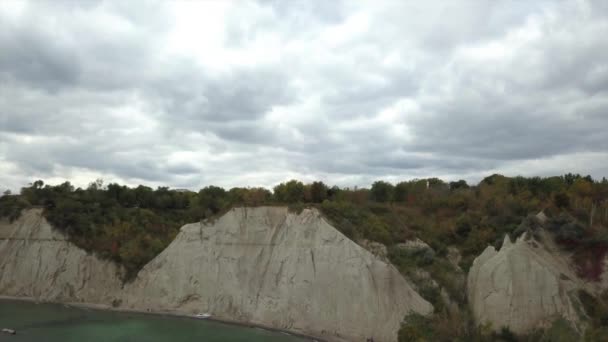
[0,208,123,303]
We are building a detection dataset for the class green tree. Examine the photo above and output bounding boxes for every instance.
[394,182,409,202]
[370,181,394,203]
[273,180,304,203]
[198,186,227,213]
[449,180,469,190]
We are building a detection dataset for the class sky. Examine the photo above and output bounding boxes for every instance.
[1,0,607,192]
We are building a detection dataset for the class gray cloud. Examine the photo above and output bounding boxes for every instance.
[1,0,607,191]
[148,66,295,125]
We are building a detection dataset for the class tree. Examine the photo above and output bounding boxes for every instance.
[227,187,246,204]
[481,174,506,185]
[106,183,124,201]
[449,180,469,190]
[33,180,44,189]
[393,182,409,202]
[370,181,394,203]
[274,180,305,203]
[56,181,75,194]
[427,178,447,189]
[309,181,328,203]
[134,185,154,207]
[2,189,11,196]
[554,192,570,209]
[198,186,227,213]
[327,186,341,201]
[88,178,104,190]
[243,188,272,206]
[564,173,581,186]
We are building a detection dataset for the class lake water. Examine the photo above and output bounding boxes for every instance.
[0,299,309,342]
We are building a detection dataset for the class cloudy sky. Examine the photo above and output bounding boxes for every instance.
[1,0,607,192]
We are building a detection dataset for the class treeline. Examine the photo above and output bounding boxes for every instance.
[1,173,607,281]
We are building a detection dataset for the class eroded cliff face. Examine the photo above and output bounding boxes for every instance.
[0,209,123,303]
[467,233,583,334]
[122,207,432,341]
[0,208,432,342]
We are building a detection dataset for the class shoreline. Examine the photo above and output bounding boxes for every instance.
[0,296,333,342]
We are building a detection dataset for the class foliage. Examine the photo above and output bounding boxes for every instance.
[318,201,396,244]
[546,213,585,245]
[398,313,437,341]
[398,311,521,342]
[4,181,279,280]
[398,313,583,342]
[584,325,608,342]
[2,172,607,286]
[273,180,305,203]
[370,180,394,203]
[308,181,328,203]
[0,194,30,222]
[579,290,608,327]
[546,213,608,281]
[537,317,579,342]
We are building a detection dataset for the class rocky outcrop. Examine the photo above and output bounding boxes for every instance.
[467,232,583,334]
[358,239,388,261]
[447,246,462,272]
[123,207,432,341]
[0,207,432,342]
[396,238,432,252]
[0,209,123,303]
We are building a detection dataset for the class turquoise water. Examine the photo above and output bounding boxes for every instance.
[0,300,308,342]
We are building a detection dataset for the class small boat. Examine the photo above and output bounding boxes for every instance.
[194,313,211,319]
[2,328,16,335]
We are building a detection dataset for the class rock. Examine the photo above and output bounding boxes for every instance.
[536,211,548,224]
[1,328,16,335]
[123,207,432,342]
[396,238,432,252]
[1,208,432,342]
[0,209,123,303]
[467,233,583,334]
[447,247,462,271]
[358,239,388,261]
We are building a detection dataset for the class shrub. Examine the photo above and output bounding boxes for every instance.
[547,213,585,246]
[538,317,579,342]
[399,313,436,342]
[579,290,608,326]
[0,195,30,222]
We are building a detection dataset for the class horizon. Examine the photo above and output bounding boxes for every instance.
[1,172,605,195]
[1,1,607,193]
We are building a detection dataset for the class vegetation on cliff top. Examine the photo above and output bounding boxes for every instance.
[1,174,607,283]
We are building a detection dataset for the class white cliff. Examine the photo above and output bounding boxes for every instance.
[0,207,432,342]
[467,232,583,334]
[123,207,432,342]
[0,209,123,303]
